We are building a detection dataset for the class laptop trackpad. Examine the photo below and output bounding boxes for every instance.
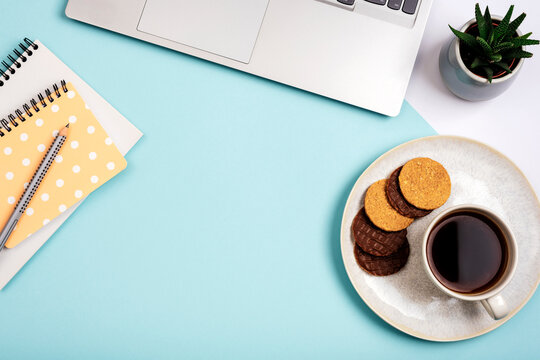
[137,0,269,64]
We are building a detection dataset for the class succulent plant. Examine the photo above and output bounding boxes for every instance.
[449,3,539,82]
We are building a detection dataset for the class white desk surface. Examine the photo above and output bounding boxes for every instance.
[407,0,540,196]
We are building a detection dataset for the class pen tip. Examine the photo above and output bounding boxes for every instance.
[65,123,70,128]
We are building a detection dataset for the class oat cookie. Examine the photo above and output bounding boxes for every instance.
[398,157,451,210]
[386,166,432,218]
[365,179,414,231]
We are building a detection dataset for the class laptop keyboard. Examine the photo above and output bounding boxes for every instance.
[387,0,403,10]
[401,0,418,14]
[364,0,385,5]
[318,0,420,27]
[345,0,417,14]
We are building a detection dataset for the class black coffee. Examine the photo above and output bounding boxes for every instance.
[427,211,508,294]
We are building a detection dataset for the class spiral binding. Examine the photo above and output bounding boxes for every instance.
[0,80,68,138]
[0,38,38,87]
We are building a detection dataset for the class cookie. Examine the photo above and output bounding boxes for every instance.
[386,167,432,218]
[354,240,410,276]
[398,157,451,210]
[364,179,414,232]
[352,207,407,256]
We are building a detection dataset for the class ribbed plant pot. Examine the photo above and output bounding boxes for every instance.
[439,17,524,101]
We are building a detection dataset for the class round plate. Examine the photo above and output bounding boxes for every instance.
[340,135,540,341]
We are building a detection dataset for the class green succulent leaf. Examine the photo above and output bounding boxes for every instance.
[484,6,493,38]
[470,57,489,68]
[449,4,538,79]
[475,3,488,39]
[488,30,495,45]
[449,25,479,51]
[504,49,533,59]
[489,53,503,62]
[494,61,512,73]
[505,12,526,40]
[494,42,515,52]
[493,5,513,44]
[483,66,493,83]
[517,32,532,40]
[476,36,493,55]
[510,38,540,47]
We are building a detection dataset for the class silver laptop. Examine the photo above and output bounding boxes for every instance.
[65,0,432,116]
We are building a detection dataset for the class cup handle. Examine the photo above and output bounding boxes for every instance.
[481,294,509,320]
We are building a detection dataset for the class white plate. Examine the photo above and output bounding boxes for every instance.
[340,135,540,341]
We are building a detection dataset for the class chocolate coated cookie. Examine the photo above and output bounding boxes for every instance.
[352,207,407,256]
[354,240,410,276]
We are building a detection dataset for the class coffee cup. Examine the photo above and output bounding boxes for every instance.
[422,204,518,320]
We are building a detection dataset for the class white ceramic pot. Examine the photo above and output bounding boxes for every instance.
[439,17,524,101]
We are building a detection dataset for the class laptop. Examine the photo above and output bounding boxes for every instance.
[65,0,432,116]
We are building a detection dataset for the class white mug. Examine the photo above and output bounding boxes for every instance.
[422,204,518,320]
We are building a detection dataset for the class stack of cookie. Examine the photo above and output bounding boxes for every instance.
[352,157,451,276]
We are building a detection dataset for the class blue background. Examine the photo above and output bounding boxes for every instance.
[0,1,538,358]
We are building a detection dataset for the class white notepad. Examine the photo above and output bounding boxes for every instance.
[0,39,143,289]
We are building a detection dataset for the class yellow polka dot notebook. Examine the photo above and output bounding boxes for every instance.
[0,81,127,248]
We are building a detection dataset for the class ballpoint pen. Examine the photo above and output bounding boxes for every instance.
[0,124,70,252]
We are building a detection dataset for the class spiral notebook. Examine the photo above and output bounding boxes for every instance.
[1,81,127,248]
[0,38,143,289]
